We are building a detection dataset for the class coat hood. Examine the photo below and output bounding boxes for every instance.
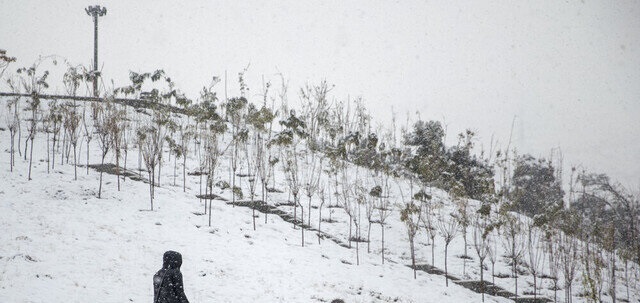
[162,251,182,270]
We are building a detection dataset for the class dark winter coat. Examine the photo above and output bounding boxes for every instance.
[153,251,190,303]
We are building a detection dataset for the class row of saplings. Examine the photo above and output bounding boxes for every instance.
[2,63,636,303]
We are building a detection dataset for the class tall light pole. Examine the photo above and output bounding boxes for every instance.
[85,5,107,97]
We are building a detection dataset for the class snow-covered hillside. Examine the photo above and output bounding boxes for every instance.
[0,111,512,302]
[1,101,638,303]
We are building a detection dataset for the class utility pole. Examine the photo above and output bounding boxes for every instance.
[85,5,107,97]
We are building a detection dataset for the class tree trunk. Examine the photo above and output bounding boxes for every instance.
[17,119,22,158]
[356,233,360,266]
[46,132,50,174]
[348,215,352,248]
[533,274,537,300]
[208,198,212,227]
[10,132,15,172]
[51,133,56,170]
[611,251,616,303]
[86,139,91,174]
[73,144,77,180]
[292,195,297,226]
[24,136,29,161]
[514,261,518,300]
[431,236,435,266]
[480,259,485,302]
[116,151,121,191]
[98,155,105,198]
[410,236,416,279]
[61,132,65,165]
[381,224,385,264]
[252,194,256,231]
[263,182,268,223]
[204,175,209,214]
[123,147,128,183]
[463,233,467,275]
[28,137,34,180]
[138,147,142,178]
[157,153,162,187]
[300,202,305,247]
[445,244,449,286]
[149,171,154,210]
[367,222,372,253]
[491,262,495,285]
[181,154,186,192]
[308,195,312,229]
[318,204,322,245]
[625,259,629,303]
[232,166,236,206]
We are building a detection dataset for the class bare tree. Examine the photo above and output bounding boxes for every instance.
[112,104,127,191]
[472,214,490,302]
[365,182,378,254]
[352,177,367,265]
[437,210,459,286]
[178,124,194,192]
[526,222,545,301]
[339,163,354,249]
[560,232,578,303]
[136,104,166,210]
[82,103,94,175]
[0,49,16,79]
[94,101,120,198]
[486,228,499,285]
[25,95,40,181]
[302,148,323,233]
[317,181,329,244]
[203,121,228,226]
[5,77,23,159]
[5,97,20,172]
[399,180,422,279]
[545,231,562,303]
[227,97,248,205]
[420,190,439,266]
[282,142,303,244]
[246,132,260,230]
[501,213,525,299]
[62,103,81,180]
[452,185,471,276]
[47,102,62,171]
[15,65,49,180]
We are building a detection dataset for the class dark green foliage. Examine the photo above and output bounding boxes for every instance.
[413,189,432,202]
[477,203,491,217]
[404,120,448,182]
[209,120,227,134]
[232,186,243,200]
[572,172,640,263]
[511,154,564,217]
[226,97,248,121]
[279,111,307,139]
[247,104,275,132]
[369,185,382,198]
[215,180,230,190]
[403,121,494,200]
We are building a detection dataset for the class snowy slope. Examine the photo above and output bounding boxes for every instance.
[1,101,639,303]
[0,118,514,302]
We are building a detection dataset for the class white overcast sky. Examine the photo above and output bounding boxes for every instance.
[1,0,639,188]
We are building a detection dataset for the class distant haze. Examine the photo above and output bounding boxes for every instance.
[1,0,639,188]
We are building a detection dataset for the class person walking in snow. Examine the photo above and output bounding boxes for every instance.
[153,251,190,303]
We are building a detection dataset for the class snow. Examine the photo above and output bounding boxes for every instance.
[1,102,638,302]
[0,113,513,302]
